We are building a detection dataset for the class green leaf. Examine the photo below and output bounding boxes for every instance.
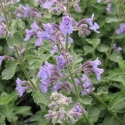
[6,32,23,46]
[30,111,49,125]
[108,92,125,110]
[17,20,26,29]
[86,38,100,49]
[15,106,32,116]
[0,92,17,105]
[108,69,122,80]
[117,56,125,70]
[110,4,119,14]
[7,6,17,12]
[104,117,120,125]
[83,45,94,55]
[109,51,121,62]
[119,75,125,88]
[97,87,108,95]
[32,91,51,106]
[80,96,93,105]
[88,107,100,124]
[0,113,5,125]
[97,44,109,53]
[3,108,18,122]
[2,61,17,80]
[0,92,10,105]
[106,17,119,23]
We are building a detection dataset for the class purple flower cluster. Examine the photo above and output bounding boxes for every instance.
[45,92,86,124]
[85,14,100,33]
[82,58,104,82]
[59,15,73,35]
[0,22,7,36]
[14,4,42,19]
[37,60,72,93]
[81,74,93,96]
[116,23,125,34]
[112,44,122,53]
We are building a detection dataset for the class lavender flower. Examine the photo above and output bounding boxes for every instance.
[24,29,34,41]
[52,82,62,92]
[0,56,5,66]
[37,66,51,81]
[35,23,53,46]
[106,4,112,13]
[40,80,48,93]
[15,78,28,97]
[85,13,95,25]
[50,45,58,54]
[82,58,104,81]
[115,47,122,53]
[55,54,66,70]
[45,92,85,124]
[81,74,93,95]
[92,67,104,81]
[89,22,100,33]
[112,44,122,53]
[42,1,54,9]
[116,23,125,34]
[97,0,102,3]
[59,16,73,34]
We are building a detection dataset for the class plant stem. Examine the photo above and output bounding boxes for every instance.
[67,66,80,99]
[14,46,37,90]
[103,22,119,75]
[103,1,123,75]
[91,92,123,124]
[83,114,91,125]
[65,33,69,52]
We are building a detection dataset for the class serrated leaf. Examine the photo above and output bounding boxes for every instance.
[15,106,32,117]
[97,44,109,53]
[80,96,93,105]
[7,6,17,12]
[3,108,18,122]
[117,56,125,70]
[109,52,121,62]
[83,45,94,55]
[0,91,17,105]
[108,92,125,110]
[86,38,100,49]
[2,61,17,80]
[32,91,51,106]
[0,113,5,125]
[0,92,10,105]
[104,117,120,125]
[88,107,100,124]
[6,32,23,46]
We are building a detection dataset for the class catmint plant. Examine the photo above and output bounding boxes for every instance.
[0,0,124,124]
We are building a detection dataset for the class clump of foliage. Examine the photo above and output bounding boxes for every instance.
[0,0,125,125]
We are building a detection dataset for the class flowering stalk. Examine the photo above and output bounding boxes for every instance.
[14,47,38,90]
[65,0,69,52]
[0,1,37,90]
[75,74,122,124]
[68,66,80,99]
[103,1,123,75]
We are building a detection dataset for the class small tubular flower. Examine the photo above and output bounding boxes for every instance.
[59,15,73,34]
[15,78,28,97]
